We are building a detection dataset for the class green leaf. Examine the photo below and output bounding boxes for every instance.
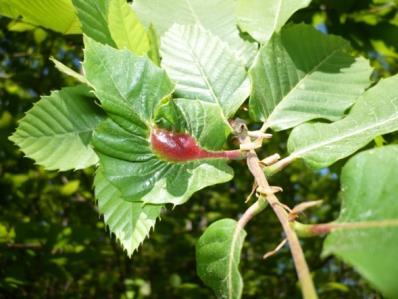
[0,0,80,34]
[83,37,174,130]
[7,20,36,32]
[72,0,116,46]
[84,39,234,205]
[196,219,246,299]
[249,24,372,131]
[288,74,398,168]
[147,25,161,66]
[236,0,311,43]
[9,85,105,171]
[323,146,398,298]
[60,180,80,196]
[108,0,150,55]
[33,28,48,44]
[94,169,162,257]
[161,24,250,119]
[132,0,257,65]
[155,99,232,150]
[92,99,234,205]
[50,57,89,85]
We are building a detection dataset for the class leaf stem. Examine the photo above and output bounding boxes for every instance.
[237,197,268,229]
[293,220,398,237]
[265,155,296,176]
[241,138,318,299]
[223,149,248,160]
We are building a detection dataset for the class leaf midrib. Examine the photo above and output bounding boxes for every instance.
[267,47,344,124]
[181,28,229,121]
[94,50,149,126]
[225,224,243,299]
[293,109,398,158]
[272,0,283,34]
[17,129,94,138]
[184,0,202,27]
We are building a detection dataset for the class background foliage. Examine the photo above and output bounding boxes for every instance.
[1,0,397,298]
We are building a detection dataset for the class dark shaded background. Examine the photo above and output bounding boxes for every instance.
[1,0,398,298]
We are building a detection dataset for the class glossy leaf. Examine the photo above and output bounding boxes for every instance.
[83,39,233,205]
[236,0,311,43]
[196,219,246,299]
[132,0,257,65]
[94,169,162,257]
[92,99,234,205]
[72,0,116,46]
[0,0,80,34]
[161,24,250,119]
[83,37,174,129]
[249,24,372,131]
[323,146,398,298]
[108,0,150,55]
[9,85,106,171]
[288,74,398,168]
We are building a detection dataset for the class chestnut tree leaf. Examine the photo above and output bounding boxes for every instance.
[72,0,116,46]
[108,0,150,55]
[160,24,250,119]
[0,0,80,34]
[323,146,398,299]
[9,85,106,171]
[132,0,257,65]
[236,0,311,43]
[196,219,247,299]
[288,74,398,169]
[83,38,234,205]
[94,168,162,257]
[249,24,372,131]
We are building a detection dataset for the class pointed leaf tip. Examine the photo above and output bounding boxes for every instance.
[10,85,105,171]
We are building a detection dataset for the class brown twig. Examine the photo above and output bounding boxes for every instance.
[235,124,318,299]
[245,150,318,299]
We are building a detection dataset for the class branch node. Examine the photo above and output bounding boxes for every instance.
[257,186,283,196]
[245,181,258,203]
[260,153,281,166]
[288,200,324,222]
[240,140,262,151]
[248,130,272,139]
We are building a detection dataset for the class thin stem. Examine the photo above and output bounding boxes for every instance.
[222,149,248,160]
[237,197,268,229]
[266,155,296,176]
[245,148,318,299]
[294,220,398,237]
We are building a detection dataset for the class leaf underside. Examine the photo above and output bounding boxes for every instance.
[108,0,150,55]
[323,146,398,299]
[84,38,234,205]
[0,0,80,34]
[288,73,398,168]
[196,219,246,299]
[236,0,311,43]
[132,0,257,65]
